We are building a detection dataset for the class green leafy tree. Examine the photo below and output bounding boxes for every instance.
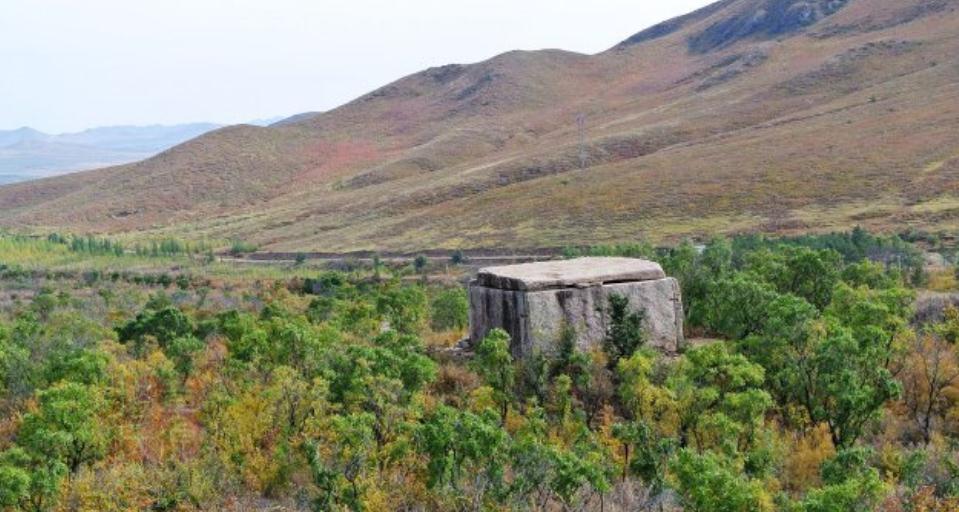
[269,317,339,374]
[662,239,704,323]
[175,274,191,290]
[472,329,515,424]
[0,460,30,509]
[0,447,65,512]
[116,306,194,356]
[327,331,435,409]
[430,287,469,331]
[702,236,733,275]
[0,382,104,510]
[371,254,383,281]
[616,350,676,424]
[375,284,428,334]
[548,441,613,508]
[602,294,646,368]
[791,319,901,448]
[414,254,428,281]
[305,413,375,511]
[306,296,336,325]
[41,348,107,387]
[144,291,173,311]
[17,382,106,474]
[507,409,555,506]
[841,260,895,290]
[670,449,772,512]
[612,420,675,493]
[738,283,907,448]
[747,247,842,311]
[670,343,772,452]
[228,239,257,256]
[703,275,778,340]
[516,352,550,406]
[166,336,205,377]
[417,406,508,498]
[217,310,270,365]
[825,282,913,363]
[1,312,109,400]
[509,408,615,507]
[0,317,35,398]
[736,294,818,404]
[30,291,57,322]
[794,448,886,512]
[614,350,678,490]
[911,264,929,287]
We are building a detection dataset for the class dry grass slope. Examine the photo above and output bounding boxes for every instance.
[1,0,958,251]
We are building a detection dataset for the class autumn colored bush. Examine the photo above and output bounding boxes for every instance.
[0,230,957,510]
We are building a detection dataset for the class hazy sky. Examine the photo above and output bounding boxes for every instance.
[1,0,713,133]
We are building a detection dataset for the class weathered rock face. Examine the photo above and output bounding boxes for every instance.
[688,0,851,53]
[469,258,684,357]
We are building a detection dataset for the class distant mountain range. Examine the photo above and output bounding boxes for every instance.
[0,118,283,185]
[1,0,958,251]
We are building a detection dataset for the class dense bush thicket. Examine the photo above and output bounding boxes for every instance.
[0,230,957,511]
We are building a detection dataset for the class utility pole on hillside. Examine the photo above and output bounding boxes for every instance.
[577,113,588,170]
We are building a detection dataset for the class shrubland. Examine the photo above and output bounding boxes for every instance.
[0,229,957,511]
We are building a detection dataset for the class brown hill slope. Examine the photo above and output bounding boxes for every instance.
[1,0,958,250]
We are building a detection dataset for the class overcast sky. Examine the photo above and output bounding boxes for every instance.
[1,0,713,133]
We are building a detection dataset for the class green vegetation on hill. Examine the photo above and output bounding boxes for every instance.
[0,229,958,510]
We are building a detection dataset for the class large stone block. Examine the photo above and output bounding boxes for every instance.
[469,258,684,357]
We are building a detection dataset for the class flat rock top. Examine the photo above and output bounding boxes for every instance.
[476,257,666,291]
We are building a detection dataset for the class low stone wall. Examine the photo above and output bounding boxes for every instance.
[469,277,684,357]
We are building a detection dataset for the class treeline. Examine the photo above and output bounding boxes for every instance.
[46,233,125,256]
[0,265,201,289]
[563,242,656,259]
[44,232,214,258]
[565,227,928,280]
[732,227,924,272]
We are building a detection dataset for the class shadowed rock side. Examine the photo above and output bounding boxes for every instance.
[617,0,852,52]
[614,0,738,48]
[470,258,684,357]
[688,0,851,52]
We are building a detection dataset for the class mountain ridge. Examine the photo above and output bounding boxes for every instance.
[0,123,224,184]
[0,120,288,184]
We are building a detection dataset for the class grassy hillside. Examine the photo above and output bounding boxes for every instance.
[1,0,958,251]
